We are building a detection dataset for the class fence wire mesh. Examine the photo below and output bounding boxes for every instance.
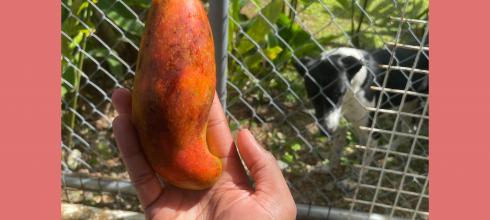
[61,0,429,219]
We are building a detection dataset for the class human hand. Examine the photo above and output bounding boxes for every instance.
[111,88,296,220]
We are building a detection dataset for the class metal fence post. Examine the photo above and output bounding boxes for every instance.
[209,0,229,109]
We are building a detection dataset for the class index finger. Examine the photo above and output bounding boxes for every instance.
[112,88,132,115]
[206,93,236,159]
[206,93,250,185]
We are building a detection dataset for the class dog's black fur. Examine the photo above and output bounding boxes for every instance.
[293,47,428,143]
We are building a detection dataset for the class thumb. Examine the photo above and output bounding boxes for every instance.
[236,129,290,195]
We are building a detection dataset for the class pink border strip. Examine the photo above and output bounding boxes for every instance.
[430,0,490,219]
[0,1,61,219]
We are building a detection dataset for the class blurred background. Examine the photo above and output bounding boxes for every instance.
[61,0,429,219]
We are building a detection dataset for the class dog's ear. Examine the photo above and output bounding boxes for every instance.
[292,57,315,77]
[339,56,363,80]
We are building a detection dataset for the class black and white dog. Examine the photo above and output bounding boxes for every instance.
[293,46,428,146]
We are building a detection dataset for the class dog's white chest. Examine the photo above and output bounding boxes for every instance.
[341,89,373,126]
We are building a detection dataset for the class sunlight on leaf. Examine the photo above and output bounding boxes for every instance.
[237,0,284,53]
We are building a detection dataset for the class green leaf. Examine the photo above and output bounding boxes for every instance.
[62,85,69,98]
[107,10,144,37]
[276,14,312,48]
[265,46,283,60]
[229,0,250,51]
[107,56,124,77]
[272,50,291,70]
[76,1,90,15]
[68,29,91,50]
[335,0,352,11]
[89,48,125,78]
[283,152,294,163]
[236,0,284,53]
[96,0,145,38]
[293,34,340,58]
[62,65,77,93]
[243,52,265,69]
[76,31,92,51]
[340,156,351,166]
[291,143,302,151]
[266,32,279,48]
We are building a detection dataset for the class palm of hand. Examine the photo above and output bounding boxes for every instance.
[112,89,296,220]
[149,171,279,220]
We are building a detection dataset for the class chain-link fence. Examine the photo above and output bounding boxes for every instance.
[61,0,429,219]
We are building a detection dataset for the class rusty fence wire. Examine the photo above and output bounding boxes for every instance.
[61,0,429,219]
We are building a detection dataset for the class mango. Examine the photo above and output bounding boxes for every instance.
[131,0,221,190]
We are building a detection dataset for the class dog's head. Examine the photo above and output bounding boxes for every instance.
[293,48,366,134]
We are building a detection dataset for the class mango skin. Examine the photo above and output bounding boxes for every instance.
[131,0,221,190]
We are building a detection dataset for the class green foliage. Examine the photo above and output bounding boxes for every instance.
[329,0,428,48]
[61,0,150,149]
[282,142,302,164]
[62,0,97,148]
[228,0,428,107]
[61,0,428,164]
[62,0,148,98]
[61,0,95,99]
[95,0,146,44]
[228,0,345,103]
[237,0,284,53]
[226,0,428,168]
